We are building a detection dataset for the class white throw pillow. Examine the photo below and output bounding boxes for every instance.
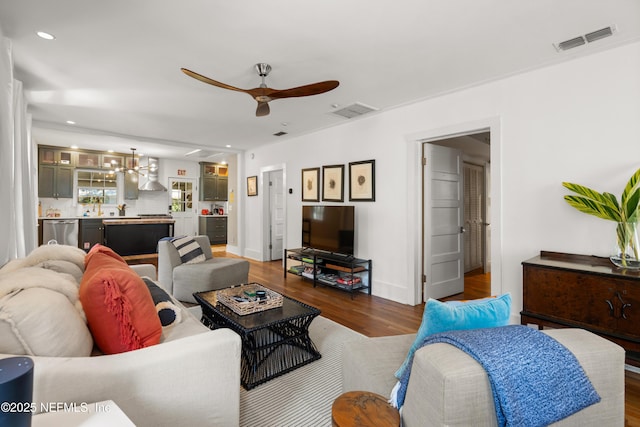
[25,244,87,270]
[35,260,84,284]
[0,287,93,357]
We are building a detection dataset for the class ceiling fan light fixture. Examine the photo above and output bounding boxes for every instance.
[255,63,272,77]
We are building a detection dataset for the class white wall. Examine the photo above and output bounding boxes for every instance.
[244,41,640,317]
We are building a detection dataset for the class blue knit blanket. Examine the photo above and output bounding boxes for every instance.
[395,325,600,427]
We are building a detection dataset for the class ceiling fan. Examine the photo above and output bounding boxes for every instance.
[181,63,339,117]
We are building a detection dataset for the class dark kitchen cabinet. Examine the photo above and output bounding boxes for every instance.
[79,219,104,252]
[38,164,74,199]
[199,216,227,244]
[103,222,174,256]
[39,147,76,166]
[199,162,228,201]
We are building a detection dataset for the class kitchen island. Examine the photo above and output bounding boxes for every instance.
[102,217,174,256]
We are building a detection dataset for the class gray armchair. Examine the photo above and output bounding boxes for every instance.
[157,235,249,303]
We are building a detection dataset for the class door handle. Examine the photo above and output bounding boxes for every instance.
[459,227,466,233]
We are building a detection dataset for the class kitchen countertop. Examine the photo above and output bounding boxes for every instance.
[102,218,175,225]
[39,216,168,221]
[198,214,228,217]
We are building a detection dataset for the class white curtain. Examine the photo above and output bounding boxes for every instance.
[0,36,37,265]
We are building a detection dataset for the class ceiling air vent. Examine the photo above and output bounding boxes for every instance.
[273,131,288,137]
[585,26,614,43]
[331,102,378,119]
[556,36,586,51]
[554,25,616,52]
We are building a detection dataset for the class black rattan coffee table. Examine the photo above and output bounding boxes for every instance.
[194,286,321,390]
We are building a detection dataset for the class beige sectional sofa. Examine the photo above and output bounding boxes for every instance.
[343,328,625,426]
[0,245,241,427]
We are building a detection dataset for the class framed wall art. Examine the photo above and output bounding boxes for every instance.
[301,167,320,201]
[322,164,344,202]
[349,159,375,201]
[247,175,258,196]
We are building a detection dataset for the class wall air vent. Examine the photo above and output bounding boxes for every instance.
[331,102,378,119]
[554,25,616,52]
[273,131,288,136]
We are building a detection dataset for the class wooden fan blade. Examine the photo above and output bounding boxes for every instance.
[181,68,249,93]
[256,101,270,117]
[269,80,339,99]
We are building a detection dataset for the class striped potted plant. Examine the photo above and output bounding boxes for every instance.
[563,168,640,269]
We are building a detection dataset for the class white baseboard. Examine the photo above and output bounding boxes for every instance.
[626,364,640,374]
[243,248,263,261]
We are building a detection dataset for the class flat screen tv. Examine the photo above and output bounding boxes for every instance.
[302,205,355,255]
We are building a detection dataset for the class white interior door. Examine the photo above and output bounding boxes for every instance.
[170,178,196,237]
[423,143,464,300]
[269,170,284,260]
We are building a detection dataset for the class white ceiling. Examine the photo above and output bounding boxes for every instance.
[1,1,639,160]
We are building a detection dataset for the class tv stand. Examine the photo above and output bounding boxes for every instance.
[284,248,371,299]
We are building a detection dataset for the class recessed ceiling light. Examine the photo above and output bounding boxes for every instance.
[66,120,75,125]
[70,145,78,149]
[36,31,55,40]
[225,145,231,148]
[107,150,114,153]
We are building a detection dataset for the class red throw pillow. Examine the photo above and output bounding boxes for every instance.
[85,243,128,266]
[80,245,162,354]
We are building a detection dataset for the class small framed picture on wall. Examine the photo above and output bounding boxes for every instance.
[322,164,344,202]
[247,175,258,196]
[349,160,375,201]
[301,167,320,202]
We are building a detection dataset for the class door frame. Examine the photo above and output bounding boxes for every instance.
[405,117,502,305]
[260,163,287,262]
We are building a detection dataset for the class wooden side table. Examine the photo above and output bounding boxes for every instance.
[332,391,400,427]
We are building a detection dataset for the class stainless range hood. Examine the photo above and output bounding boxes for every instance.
[139,157,167,191]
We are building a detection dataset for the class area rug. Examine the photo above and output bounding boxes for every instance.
[240,316,366,427]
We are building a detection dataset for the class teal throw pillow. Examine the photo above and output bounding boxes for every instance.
[394,293,512,380]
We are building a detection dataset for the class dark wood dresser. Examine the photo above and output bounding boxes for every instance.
[521,251,640,365]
